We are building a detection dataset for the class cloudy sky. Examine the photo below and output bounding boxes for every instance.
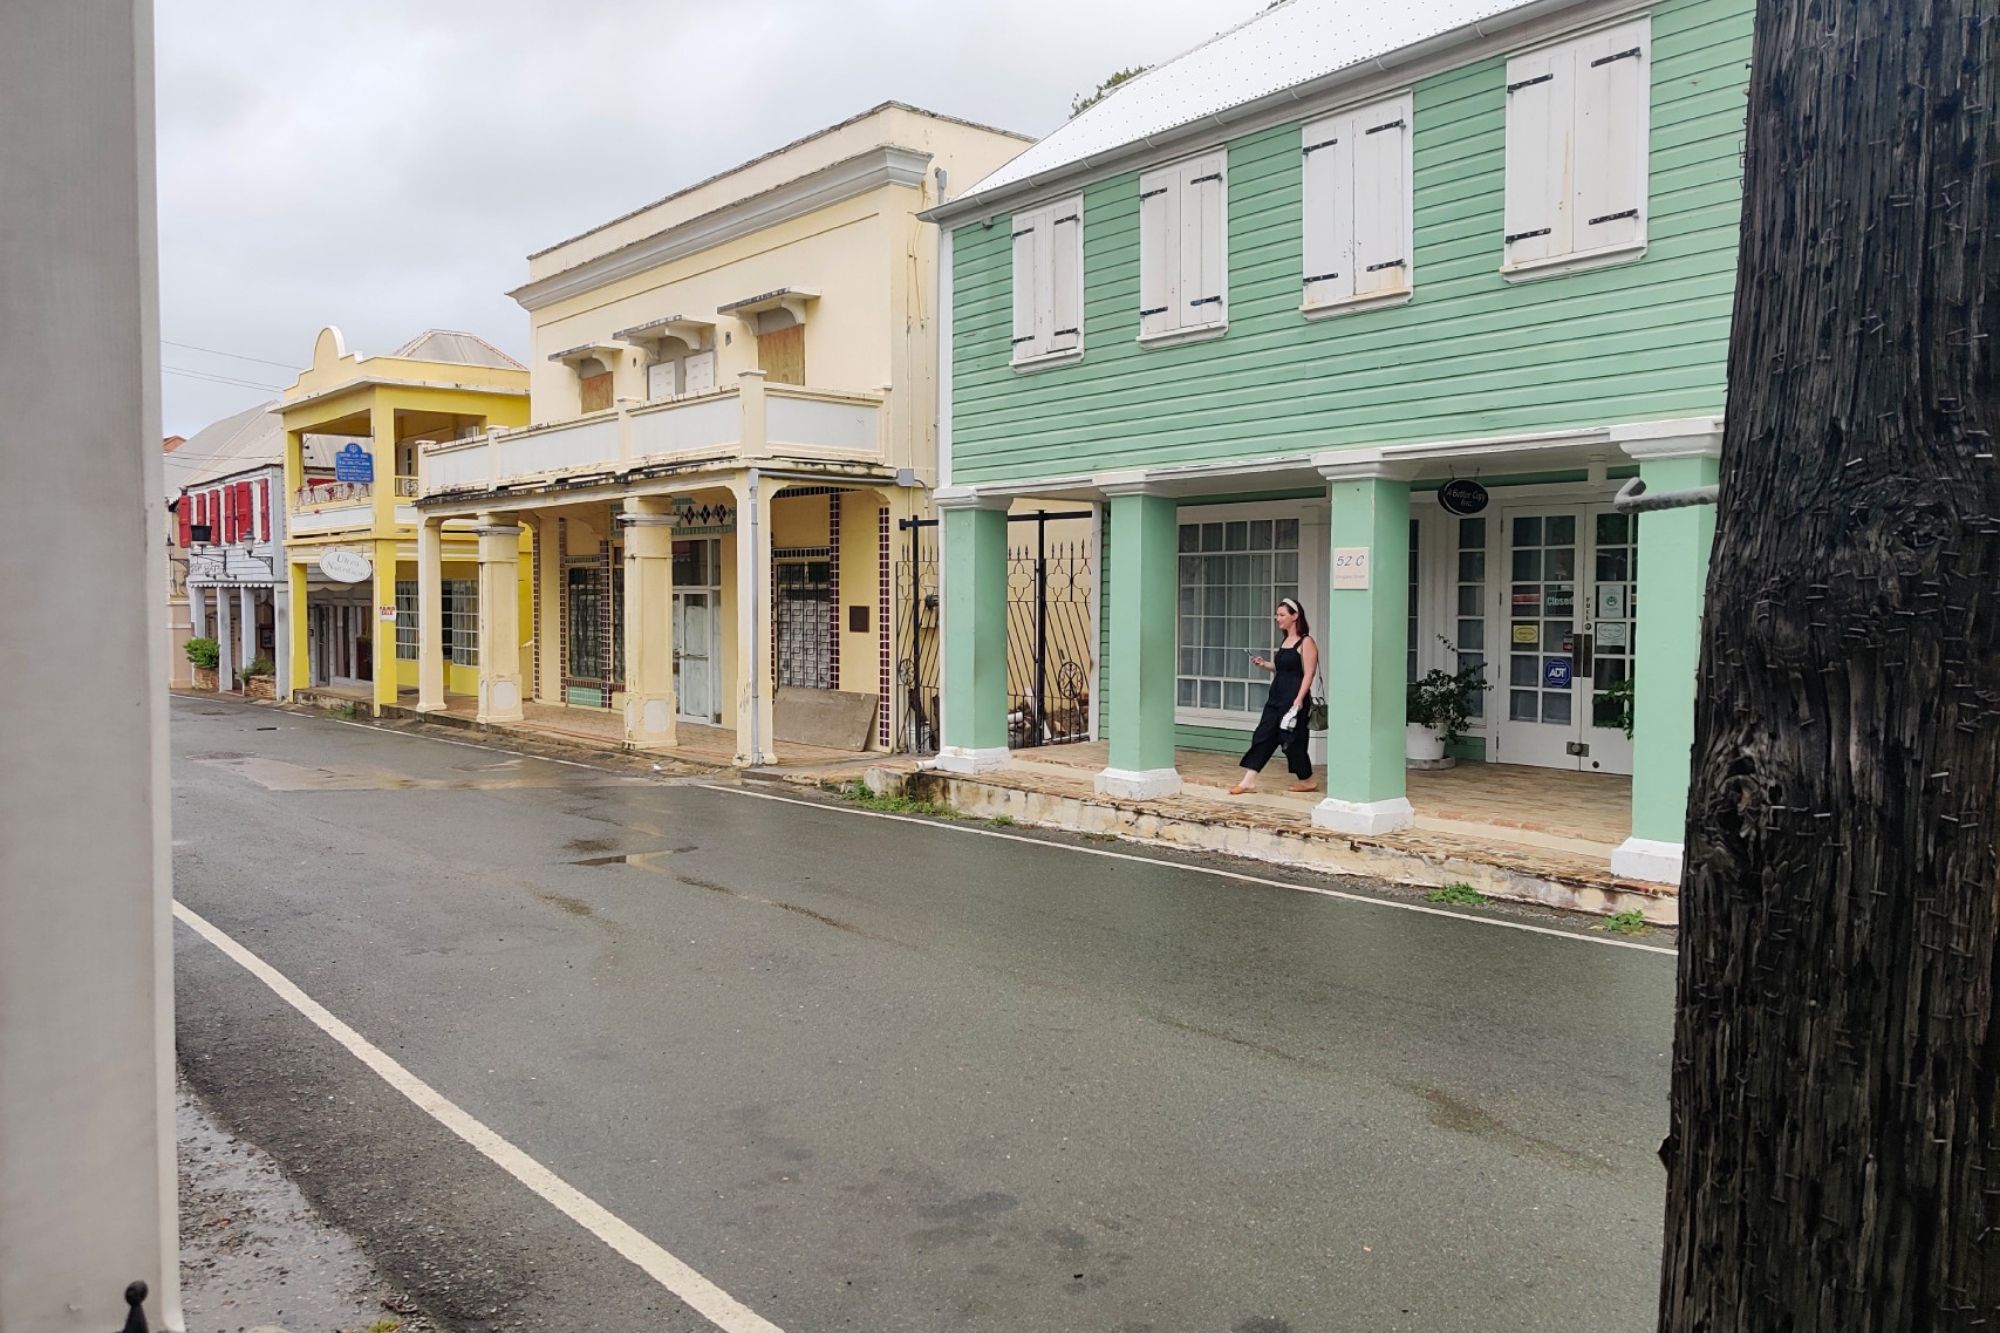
[155,0,1259,435]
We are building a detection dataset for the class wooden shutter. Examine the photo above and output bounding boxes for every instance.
[1572,19,1650,254]
[177,499,192,548]
[1049,200,1082,353]
[1301,114,1351,306]
[1352,96,1412,299]
[1011,208,1044,359]
[1138,166,1176,337]
[580,370,614,413]
[647,359,678,401]
[1180,152,1226,327]
[683,350,716,394]
[1503,44,1571,266]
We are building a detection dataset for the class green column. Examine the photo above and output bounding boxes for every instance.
[1611,429,1722,883]
[1095,487,1181,799]
[1313,466,1413,833]
[937,495,1010,771]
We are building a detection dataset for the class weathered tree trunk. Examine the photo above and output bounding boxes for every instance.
[1659,0,2000,1328]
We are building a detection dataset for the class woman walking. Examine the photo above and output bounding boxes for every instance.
[1229,597,1319,795]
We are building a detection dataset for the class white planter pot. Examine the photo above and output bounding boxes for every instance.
[1405,723,1446,763]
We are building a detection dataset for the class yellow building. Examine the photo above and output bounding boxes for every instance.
[279,328,532,713]
[416,103,1028,762]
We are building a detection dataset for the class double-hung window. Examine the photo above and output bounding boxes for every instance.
[394,581,419,660]
[1176,515,1301,718]
[443,579,478,667]
[1301,94,1414,314]
[1138,151,1227,343]
[1010,195,1084,366]
[1502,18,1651,278]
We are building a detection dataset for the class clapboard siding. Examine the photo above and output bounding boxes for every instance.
[950,0,1752,486]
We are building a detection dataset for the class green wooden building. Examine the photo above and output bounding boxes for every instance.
[925,0,1752,884]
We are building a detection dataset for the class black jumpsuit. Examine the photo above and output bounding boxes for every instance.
[1238,639,1313,780]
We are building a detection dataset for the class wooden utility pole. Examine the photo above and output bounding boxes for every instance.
[1659,0,2000,1327]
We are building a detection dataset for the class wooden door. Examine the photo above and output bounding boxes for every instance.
[756,325,805,385]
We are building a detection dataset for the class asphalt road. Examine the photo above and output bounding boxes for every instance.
[171,694,1676,1333]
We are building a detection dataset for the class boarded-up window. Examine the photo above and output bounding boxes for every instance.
[578,357,613,413]
[757,324,805,386]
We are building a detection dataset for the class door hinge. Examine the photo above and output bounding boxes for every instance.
[1565,740,1591,757]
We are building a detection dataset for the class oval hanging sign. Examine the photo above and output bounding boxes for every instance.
[1438,478,1489,516]
[317,548,372,583]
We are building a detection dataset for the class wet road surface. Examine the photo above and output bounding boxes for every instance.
[171,695,1675,1332]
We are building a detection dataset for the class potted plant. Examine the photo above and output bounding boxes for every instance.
[185,636,220,691]
[242,652,277,701]
[1406,652,1488,767]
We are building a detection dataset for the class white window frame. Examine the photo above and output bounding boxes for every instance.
[1501,17,1652,282]
[443,578,479,667]
[393,579,419,661]
[1138,150,1228,348]
[1173,501,1315,729]
[1009,194,1085,370]
[1301,92,1415,318]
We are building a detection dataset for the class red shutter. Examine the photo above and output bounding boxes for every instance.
[197,492,209,540]
[177,500,192,548]
[236,482,252,543]
[257,479,269,541]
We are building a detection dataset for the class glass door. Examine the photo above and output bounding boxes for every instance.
[673,590,718,723]
[1495,505,1637,774]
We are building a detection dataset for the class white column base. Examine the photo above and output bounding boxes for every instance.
[1094,766,1181,800]
[934,745,1009,775]
[413,702,448,714]
[1312,795,1414,835]
[1611,836,1684,885]
[478,678,523,726]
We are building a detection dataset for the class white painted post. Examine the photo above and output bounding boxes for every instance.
[215,583,235,688]
[238,585,255,671]
[190,583,207,639]
[416,517,445,711]
[0,4,181,1327]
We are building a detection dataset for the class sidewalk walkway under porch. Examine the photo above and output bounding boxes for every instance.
[421,697,869,770]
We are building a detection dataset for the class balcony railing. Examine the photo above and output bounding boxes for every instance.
[420,373,887,499]
[296,478,370,506]
[394,475,419,497]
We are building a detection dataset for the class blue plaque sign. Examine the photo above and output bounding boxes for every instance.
[333,442,374,483]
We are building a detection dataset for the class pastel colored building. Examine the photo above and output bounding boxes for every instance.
[416,103,1029,761]
[278,329,532,713]
[926,0,1751,883]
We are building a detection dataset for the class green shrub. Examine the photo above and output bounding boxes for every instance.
[185,636,220,670]
[1426,882,1487,906]
[244,653,276,677]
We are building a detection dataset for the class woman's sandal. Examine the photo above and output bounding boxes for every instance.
[1287,781,1317,793]
[1227,784,1255,796]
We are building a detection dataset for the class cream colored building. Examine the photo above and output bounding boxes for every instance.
[417,103,1028,761]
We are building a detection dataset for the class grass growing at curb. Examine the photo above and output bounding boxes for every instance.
[841,779,959,818]
[989,814,1015,828]
[1425,882,1487,906]
[1598,909,1650,936]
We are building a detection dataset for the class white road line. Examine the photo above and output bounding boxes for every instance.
[703,784,1680,958]
[171,900,787,1333]
[200,699,1676,958]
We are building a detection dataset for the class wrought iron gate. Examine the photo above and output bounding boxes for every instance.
[895,510,1095,754]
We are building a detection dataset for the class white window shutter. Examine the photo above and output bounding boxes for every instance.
[1572,19,1650,254]
[683,350,716,394]
[1049,200,1082,352]
[1352,96,1412,299]
[1503,45,1571,266]
[1182,153,1227,326]
[1301,115,1350,306]
[1011,209,1043,359]
[646,359,677,401]
[1139,168,1176,337]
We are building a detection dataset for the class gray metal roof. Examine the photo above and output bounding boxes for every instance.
[389,329,526,370]
[164,401,346,498]
[944,0,1547,215]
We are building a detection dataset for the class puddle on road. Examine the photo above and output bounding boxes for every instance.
[569,850,684,872]
[193,753,645,793]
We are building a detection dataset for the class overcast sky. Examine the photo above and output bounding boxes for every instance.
[156,0,1258,435]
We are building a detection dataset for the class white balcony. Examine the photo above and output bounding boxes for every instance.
[420,374,887,499]
[289,477,422,536]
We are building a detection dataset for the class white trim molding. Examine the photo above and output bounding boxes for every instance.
[1611,836,1684,885]
[1095,767,1183,800]
[933,485,1014,511]
[1611,416,1726,460]
[1312,795,1415,835]
[511,145,934,312]
[935,745,1010,775]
